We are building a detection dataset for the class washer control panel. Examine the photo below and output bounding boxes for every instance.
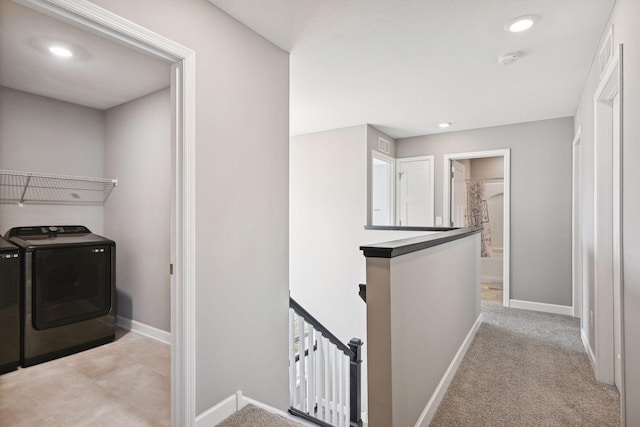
[6,225,91,238]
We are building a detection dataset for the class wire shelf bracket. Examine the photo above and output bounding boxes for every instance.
[0,170,118,207]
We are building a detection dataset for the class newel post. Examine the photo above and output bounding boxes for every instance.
[349,338,363,427]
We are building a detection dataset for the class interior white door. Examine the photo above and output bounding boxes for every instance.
[396,157,433,226]
[451,160,467,227]
[612,93,622,392]
[371,152,394,226]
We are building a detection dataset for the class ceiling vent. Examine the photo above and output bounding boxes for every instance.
[497,53,519,66]
[378,137,391,154]
[598,25,614,77]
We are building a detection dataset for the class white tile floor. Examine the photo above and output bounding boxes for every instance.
[0,328,170,427]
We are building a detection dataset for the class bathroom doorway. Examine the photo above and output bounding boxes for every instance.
[443,150,510,306]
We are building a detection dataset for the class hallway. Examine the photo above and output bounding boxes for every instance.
[431,303,619,426]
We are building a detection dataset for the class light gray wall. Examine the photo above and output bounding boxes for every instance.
[365,234,480,426]
[574,0,640,422]
[91,0,290,414]
[397,117,574,306]
[291,126,367,348]
[366,125,396,225]
[104,89,171,333]
[290,125,433,415]
[0,86,104,235]
[367,125,396,157]
[391,236,480,426]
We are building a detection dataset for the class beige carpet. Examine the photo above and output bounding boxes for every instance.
[216,405,302,427]
[431,303,620,426]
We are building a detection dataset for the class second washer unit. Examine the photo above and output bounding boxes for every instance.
[0,235,20,374]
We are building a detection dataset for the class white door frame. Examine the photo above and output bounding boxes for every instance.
[16,0,197,425]
[443,149,511,306]
[395,155,435,226]
[572,128,583,319]
[371,150,396,226]
[593,44,624,407]
[450,160,467,227]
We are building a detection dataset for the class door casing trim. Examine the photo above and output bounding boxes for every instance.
[443,149,511,306]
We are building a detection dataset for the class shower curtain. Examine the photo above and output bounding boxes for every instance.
[466,181,492,257]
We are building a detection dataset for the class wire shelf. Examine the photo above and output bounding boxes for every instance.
[0,170,117,206]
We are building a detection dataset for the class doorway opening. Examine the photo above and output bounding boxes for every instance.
[443,150,511,306]
[6,0,196,424]
[593,44,624,418]
[369,153,435,227]
[371,151,395,226]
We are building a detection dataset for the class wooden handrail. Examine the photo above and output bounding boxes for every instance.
[290,297,353,357]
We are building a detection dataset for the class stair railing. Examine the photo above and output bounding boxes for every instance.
[289,297,363,427]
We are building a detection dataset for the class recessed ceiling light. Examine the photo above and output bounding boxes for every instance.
[438,122,452,129]
[48,45,73,58]
[505,15,538,33]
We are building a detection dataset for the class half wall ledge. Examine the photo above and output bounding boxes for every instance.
[360,227,481,258]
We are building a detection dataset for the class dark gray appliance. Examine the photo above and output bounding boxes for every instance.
[6,225,115,367]
[0,236,20,374]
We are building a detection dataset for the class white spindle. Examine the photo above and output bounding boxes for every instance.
[332,347,338,424]
[308,326,316,416]
[288,310,296,408]
[336,347,344,427]
[323,338,329,422]
[298,315,306,412]
[316,336,323,420]
[338,353,342,426]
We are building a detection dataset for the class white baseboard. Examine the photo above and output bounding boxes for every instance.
[116,316,171,345]
[509,299,573,316]
[195,391,316,427]
[581,328,596,370]
[195,391,241,426]
[415,313,483,427]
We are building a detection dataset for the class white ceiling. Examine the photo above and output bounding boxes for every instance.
[0,0,171,110]
[209,0,615,138]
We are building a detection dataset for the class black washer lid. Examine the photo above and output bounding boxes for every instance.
[0,235,18,252]
[5,225,114,249]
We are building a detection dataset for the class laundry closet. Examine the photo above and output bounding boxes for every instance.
[0,0,173,369]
